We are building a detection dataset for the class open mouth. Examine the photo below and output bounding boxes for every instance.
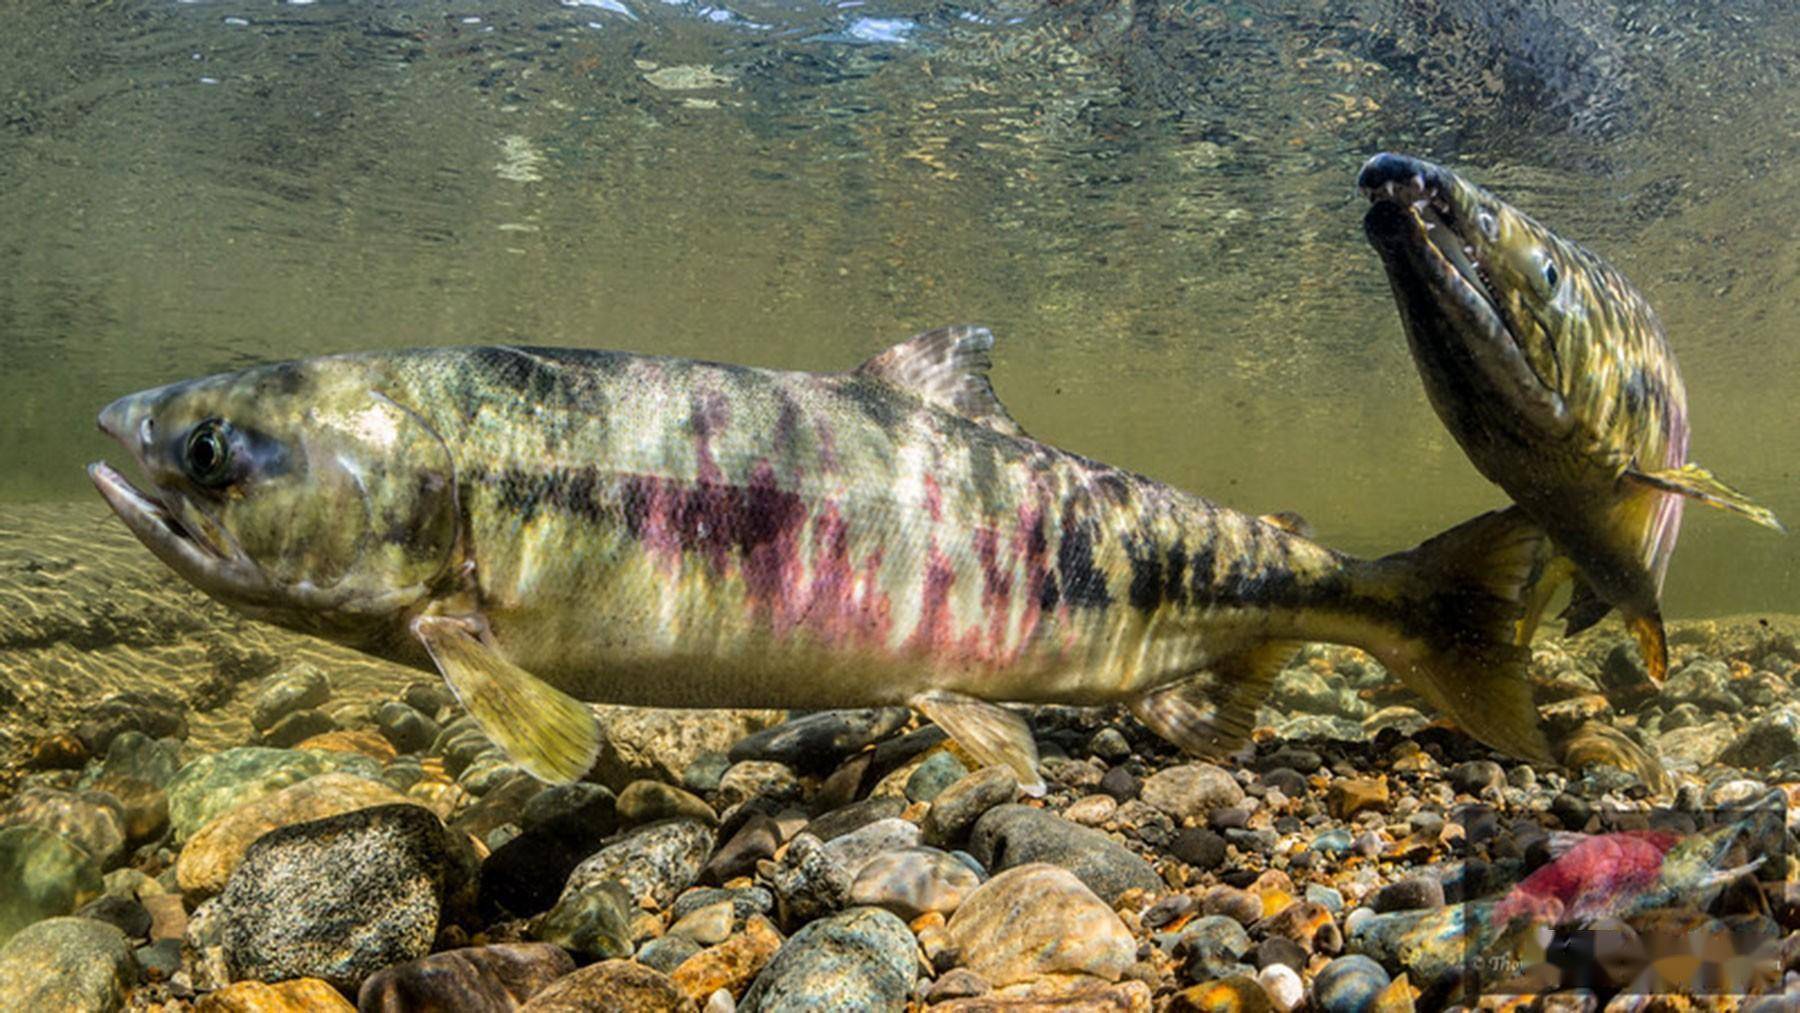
[88,461,230,571]
[1362,178,1506,336]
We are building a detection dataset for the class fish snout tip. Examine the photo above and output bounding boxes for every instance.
[1357,152,1443,204]
[97,394,150,450]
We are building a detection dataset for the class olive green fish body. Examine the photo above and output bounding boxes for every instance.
[90,327,1559,782]
[1360,153,1780,679]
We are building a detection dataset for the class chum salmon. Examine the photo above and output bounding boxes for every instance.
[1359,153,1782,682]
[89,326,1560,785]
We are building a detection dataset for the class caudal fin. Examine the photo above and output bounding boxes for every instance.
[1365,507,1557,764]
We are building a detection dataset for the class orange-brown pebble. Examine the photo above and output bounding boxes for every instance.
[669,913,783,1002]
[1369,971,1416,1012]
[1166,974,1274,1013]
[193,978,355,1012]
[294,729,397,763]
[1326,778,1389,819]
[931,975,1153,1011]
[27,733,87,770]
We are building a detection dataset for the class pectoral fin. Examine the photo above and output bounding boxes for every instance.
[1132,642,1298,759]
[1557,574,1613,637]
[412,615,601,784]
[910,689,1044,796]
[1626,463,1785,532]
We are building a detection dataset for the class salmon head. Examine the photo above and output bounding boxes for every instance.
[87,357,461,646]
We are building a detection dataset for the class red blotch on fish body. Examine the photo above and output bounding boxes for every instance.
[922,474,944,524]
[1493,830,1680,926]
[973,526,1014,650]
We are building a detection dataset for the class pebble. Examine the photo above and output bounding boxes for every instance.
[175,772,411,900]
[804,797,905,842]
[947,863,1135,986]
[966,804,1161,903]
[1257,963,1304,1011]
[1168,974,1273,1012]
[1372,875,1444,913]
[1719,705,1800,768]
[1326,777,1389,819]
[638,933,703,974]
[520,958,698,1012]
[164,747,381,840]
[1661,658,1738,710]
[1312,954,1391,1013]
[0,786,126,868]
[672,886,774,923]
[669,899,736,945]
[1064,793,1119,826]
[700,813,781,886]
[0,917,135,1012]
[561,817,715,909]
[248,663,331,731]
[617,779,719,826]
[535,878,634,959]
[1088,726,1132,761]
[207,803,469,992]
[1254,935,1307,972]
[357,943,574,1011]
[922,766,1019,847]
[727,708,911,772]
[0,825,103,943]
[83,731,180,788]
[904,751,969,803]
[922,967,991,1002]
[1200,886,1262,927]
[74,894,150,938]
[716,761,802,810]
[670,914,783,1002]
[259,709,339,749]
[847,846,982,919]
[75,692,188,755]
[1172,826,1228,870]
[1447,760,1505,795]
[1098,765,1141,801]
[195,978,354,1011]
[375,701,440,755]
[738,907,917,1011]
[1140,763,1245,821]
[1305,883,1344,913]
[1171,915,1253,981]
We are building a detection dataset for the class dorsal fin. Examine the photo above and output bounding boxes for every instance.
[853,325,1027,437]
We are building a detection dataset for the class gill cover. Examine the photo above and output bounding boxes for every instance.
[243,390,460,612]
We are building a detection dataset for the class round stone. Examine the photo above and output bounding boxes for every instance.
[1139,764,1245,822]
[947,863,1135,986]
[1313,955,1391,1013]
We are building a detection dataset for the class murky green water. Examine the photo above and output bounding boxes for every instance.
[2,0,1797,751]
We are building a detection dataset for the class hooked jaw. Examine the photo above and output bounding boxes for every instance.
[1358,152,1569,434]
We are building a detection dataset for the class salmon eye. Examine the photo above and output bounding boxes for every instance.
[1543,261,1560,289]
[184,419,235,488]
[1477,210,1499,241]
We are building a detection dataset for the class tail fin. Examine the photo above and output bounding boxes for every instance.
[1362,507,1557,764]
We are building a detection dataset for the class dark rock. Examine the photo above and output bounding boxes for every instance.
[210,803,469,993]
[1718,706,1800,769]
[728,708,911,772]
[681,752,731,794]
[1208,807,1250,831]
[1087,727,1132,762]
[966,804,1161,904]
[805,797,905,842]
[403,682,456,719]
[1171,827,1227,871]
[27,734,88,771]
[376,702,440,754]
[90,775,168,843]
[1098,766,1140,802]
[1258,747,1322,774]
[448,771,542,841]
[518,783,613,833]
[133,938,181,981]
[1448,760,1506,795]
[534,879,633,960]
[480,790,621,919]
[74,692,187,754]
[1549,793,1592,830]
[738,907,916,1012]
[356,943,574,1012]
[1255,935,1307,971]
[519,959,696,1012]
[1372,875,1445,913]
[700,811,781,886]
[616,780,717,827]
[1661,659,1738,711]
[0,917,135,1012]
[74,894,150,939]
[922,767,1018,847]
[259,709,339,749]
[1173,915,1253,983]
[249,664,331,732]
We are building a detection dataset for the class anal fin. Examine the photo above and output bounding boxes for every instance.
[1626,463,1785,532]
[412,615,601,784]
[910,689,1044,796]
[1132,642,1298,759]
[1557,574,1613,637]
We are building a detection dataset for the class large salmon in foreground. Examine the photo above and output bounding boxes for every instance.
[1360,153,1783,683]
[89,326,1558,787]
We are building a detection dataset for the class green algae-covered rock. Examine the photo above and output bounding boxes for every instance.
[164,746,381,840]
[0,916,134,1011]
[0,826,104,944]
